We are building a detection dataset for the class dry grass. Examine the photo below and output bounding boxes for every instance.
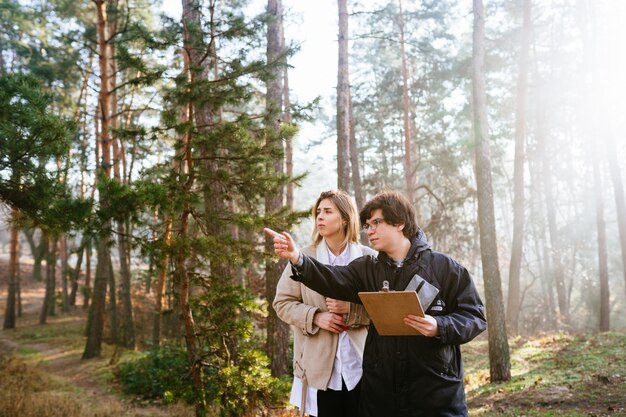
[0,356,91,417]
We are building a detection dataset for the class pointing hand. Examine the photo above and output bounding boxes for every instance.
[263,227,300,264]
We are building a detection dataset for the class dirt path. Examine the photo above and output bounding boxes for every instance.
[0,260,192,417]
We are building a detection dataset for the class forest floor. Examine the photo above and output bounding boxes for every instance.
[1,258,625,417]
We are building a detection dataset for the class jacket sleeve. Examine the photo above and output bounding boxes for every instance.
[290,255,367,304]
[346,302,370,327]
[272,263,320,336]
[432,258,487,345]
[344,245,375,327]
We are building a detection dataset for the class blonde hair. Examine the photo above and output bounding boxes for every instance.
[311,190,361,248]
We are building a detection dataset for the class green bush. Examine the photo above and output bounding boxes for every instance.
[116,343,195,403]
[116,342,291,416]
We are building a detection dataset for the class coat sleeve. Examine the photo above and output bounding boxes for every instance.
[290,255,368,304]
[346,302,370,327]
[272,263,320,336]
[432,257,487,345]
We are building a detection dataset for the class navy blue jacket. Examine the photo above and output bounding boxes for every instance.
[290,230,486,417]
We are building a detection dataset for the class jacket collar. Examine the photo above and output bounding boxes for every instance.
[376,229,430,267]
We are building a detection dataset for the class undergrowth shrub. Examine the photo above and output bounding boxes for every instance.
[116,342,195,402]
[116,341,291,416]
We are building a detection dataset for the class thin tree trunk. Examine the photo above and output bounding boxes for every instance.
[507,0,531,335]
[283,63,294,209]
[83,0,113,359]
[349,90,364,211]
[17,254,22,317]
[3,209,19,329]
[577,0,609,330]
[542,141,568,326]
[116,219,135,348]
[180,0,208,413]
[24,229,47,282]
[108,256,118,346]
[83,238,110,358]
[84,241,92,309]
[266,0,289,377]
[40,235,57,325]
[69,239,86,306]
[472,0,511,382]
[607,143,626,300]
[592,153,610,331]
[336,0,351,191]
[60,234,70,312]
[152,217,172,347]
[398,0,414,204]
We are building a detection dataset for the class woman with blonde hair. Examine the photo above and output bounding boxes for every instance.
[273,190,375,417]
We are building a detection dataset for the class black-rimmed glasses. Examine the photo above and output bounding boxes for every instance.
[362,218,385,231]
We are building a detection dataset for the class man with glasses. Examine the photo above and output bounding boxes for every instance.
[265,190,486,417]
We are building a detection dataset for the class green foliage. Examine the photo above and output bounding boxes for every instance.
[117,343,195,403]
[116,340,290,416]
[0,73,89,231]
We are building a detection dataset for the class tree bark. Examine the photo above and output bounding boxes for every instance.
[283,61,294,209]
[2,209,19,329]
[577,0,609,330]
[592,152,610,331]
[24,228,47,282]
[152,217,172,347]
[398,0,415,204]
[180,0,208,413]
[83,0,113,359]
[266,0,290,377]
[349,90,365,211]
[472,0,511,382]
[507,0,531,335]
[69,238,86,306]
[60,234,70,312]
[336,0,351,191]
[40,235,57,325]
[607,143,626,301]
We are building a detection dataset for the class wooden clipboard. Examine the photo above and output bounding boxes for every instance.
[358,291,425,336]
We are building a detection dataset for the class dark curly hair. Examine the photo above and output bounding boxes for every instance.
[359,191,418,238]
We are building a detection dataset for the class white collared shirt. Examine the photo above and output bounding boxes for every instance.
[325,245,363,391]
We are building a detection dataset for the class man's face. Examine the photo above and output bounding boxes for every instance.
[364,208,404,253]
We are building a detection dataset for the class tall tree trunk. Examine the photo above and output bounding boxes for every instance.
[60,234,70,312]
[40,235,58,325]
[592,152,610,331]
[84,0,113,359]
[84,241,92,309]
[507,0,531,335]
[472,0,511,382]
[108,256,118,347]
[577,0,609,330]
[24,229,47,282]
[607,144,626,300]
[152,217,172,347]
[116,209,135,348]
[3,209,19,329]
[398,0,415,204]
[349,90,364,211]
[265,0,289,377]
[336,0,351,191]
[69,239,86,306]
[542,139,568,326]
[109,32,135,349]
[282,26,294,210]
[180,0,208,414]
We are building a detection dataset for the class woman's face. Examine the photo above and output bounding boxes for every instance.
[315,198,345,240]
